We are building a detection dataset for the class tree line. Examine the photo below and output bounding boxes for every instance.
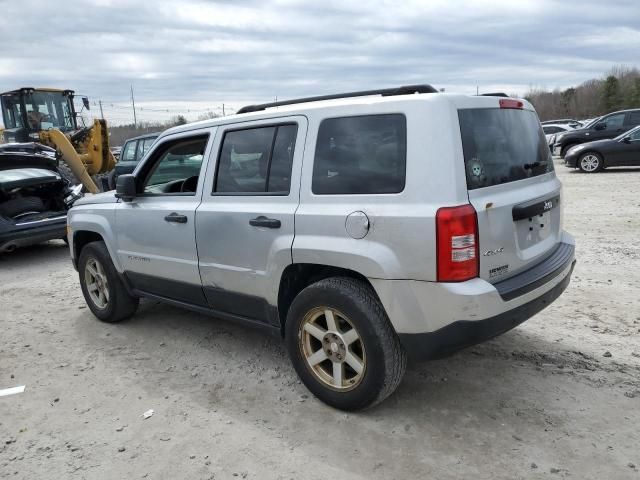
[108,112,219,147]
[525,65,640,121]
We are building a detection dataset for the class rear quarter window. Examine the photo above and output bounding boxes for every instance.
[458,108,553,190]
[312,114,406,194]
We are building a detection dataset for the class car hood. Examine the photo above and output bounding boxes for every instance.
[74,190,118,206]
[0,168,62,190]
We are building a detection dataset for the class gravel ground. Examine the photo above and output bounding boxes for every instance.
[1,162,639,479]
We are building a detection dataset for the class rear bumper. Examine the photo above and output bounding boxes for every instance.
[0,215,67,252]
[398,260,574,360]
[370,232,575,360]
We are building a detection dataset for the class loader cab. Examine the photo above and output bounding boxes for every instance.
[0,88,79,143]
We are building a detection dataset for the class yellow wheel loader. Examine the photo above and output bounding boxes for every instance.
[0,87,115,193]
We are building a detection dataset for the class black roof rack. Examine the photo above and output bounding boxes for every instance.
[237,84,438,114]
[479,92,509,97]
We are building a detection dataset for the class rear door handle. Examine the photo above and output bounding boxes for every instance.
[164,213,188,224]
[249,216,281,229]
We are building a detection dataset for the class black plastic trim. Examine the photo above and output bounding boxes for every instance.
[494,242,574,301]
[125,271,208,307]
[399,261,574,360]
[512,194,560,221]
[237,84,437,113]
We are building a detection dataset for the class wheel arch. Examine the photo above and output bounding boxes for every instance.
[277,263,379,335]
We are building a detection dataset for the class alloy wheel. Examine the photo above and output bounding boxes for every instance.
[299,306,366,391]
[580,154,600,172]
[84,257,110,309]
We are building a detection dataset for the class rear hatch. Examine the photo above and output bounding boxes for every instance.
[457,100,562,283]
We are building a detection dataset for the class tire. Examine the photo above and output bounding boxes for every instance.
[578,152,603,173]
[0,196,44,217]
[285,277,406,411]
[78,241,139,322]
[561,143,579,158]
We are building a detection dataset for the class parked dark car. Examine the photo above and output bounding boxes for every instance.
[564,125,640,172]
[0,143,82,252]
[107,132,159,189]
[553,109,640,157]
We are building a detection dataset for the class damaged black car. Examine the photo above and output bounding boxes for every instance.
[0,143,81,253]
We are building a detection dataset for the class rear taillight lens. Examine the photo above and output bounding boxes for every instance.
[436,204,479,282]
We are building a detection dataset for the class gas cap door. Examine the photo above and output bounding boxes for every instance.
[345,211,370,239]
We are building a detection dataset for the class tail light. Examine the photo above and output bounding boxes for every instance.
[499,98,523,109]
[436,204,479,282]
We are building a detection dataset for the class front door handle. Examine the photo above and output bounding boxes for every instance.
[249,216,281,229]
[164,212,188,224]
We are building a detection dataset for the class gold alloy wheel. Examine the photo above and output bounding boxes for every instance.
[84,257,110,309]
[299,306,366,391]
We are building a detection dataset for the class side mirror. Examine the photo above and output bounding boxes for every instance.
[594,122,606,131]
[82,97,90,111]
[115,174,137,201]
[622,136,632,143]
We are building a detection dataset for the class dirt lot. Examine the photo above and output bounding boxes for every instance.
[1,162,639,480]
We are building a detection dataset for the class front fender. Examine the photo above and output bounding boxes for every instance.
[68,206,121,271]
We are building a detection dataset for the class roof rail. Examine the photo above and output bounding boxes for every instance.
[480,92,510,97]
[237,84,438,114]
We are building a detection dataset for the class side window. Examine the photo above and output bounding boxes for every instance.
[122,141,137,162]
[214,124,298,194]
[603,113,625,130]
[143,137,156,154]
[625,111,640,126]
[629,129,640,141]
[142,136,208,194]
[312,114,407,195]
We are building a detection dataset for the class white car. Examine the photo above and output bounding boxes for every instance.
[68,86,575,410]
[542,124,575,151]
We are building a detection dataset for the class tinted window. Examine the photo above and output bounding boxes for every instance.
[458,108,553,190]
[543,126,561,134]
[625,111,640,126]
[143,137,207,194]
[312,114,406,195]
[122,141,137,162]
[629,128,640,141]
[602,113,625,130]
[215,124,297,194]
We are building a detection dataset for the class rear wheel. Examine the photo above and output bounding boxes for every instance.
[285,277,406,411]
[578,152,603,173]
[78,241,138,322]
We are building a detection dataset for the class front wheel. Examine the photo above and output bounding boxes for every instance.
[78,241,139,322]
[285,277,406,411]
[578,152,603,173]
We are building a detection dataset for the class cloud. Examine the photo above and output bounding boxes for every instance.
[0,0,638,124]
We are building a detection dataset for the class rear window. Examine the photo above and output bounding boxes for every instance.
[312,114,406,194]
[458,108,553,190]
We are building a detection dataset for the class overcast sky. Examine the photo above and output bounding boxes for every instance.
[1,0,639,124]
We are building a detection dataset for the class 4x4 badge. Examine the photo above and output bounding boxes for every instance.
[483,247,504,256]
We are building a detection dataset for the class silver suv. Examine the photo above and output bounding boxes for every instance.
[68,85,575,410]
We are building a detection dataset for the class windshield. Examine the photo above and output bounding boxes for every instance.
[458,108,553,190]
[615,125,640,140]
[582,117,601,129]
[23,91,75,131]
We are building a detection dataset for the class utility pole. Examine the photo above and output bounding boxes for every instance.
[99,100,105,119]
[476,85,479,95]
[130,85,137,127]
[222,103,225,116]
